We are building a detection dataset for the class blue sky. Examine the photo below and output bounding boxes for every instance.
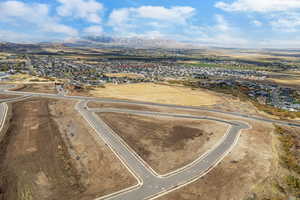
[1,0,300,48]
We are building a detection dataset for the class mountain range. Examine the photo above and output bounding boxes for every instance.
[63,35,197,49]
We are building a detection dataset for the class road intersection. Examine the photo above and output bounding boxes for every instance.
[80,102,249,200]
[0,85,299,199]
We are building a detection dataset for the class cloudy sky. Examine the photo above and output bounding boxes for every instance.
[1,0,300,48]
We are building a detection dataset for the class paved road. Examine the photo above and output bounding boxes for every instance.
[0,103,7,130]
[77,101,249,200]
[0,103,8,141]
[0,88,300,128]
[0,85,300,200]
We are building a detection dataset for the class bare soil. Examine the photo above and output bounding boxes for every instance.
[88,102,160,112]
[14,83,57,94]
[92,101,277,199]
[0,94,17,99]
[0,99,83,200]
[49,100,137,199]
[0,98,136,200]
[98,112,228,174]
[157,117,275,200]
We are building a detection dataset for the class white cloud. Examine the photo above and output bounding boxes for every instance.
[108,8,133,33]
[215,14,230,32]
[252,20,262,26]
[215,0,300,41]
[108,7,250,47]
[42,23,78,36]
[215,0,300,12]
[191,15,250,47]
[270,13,300,32]
[56,0,103,23]
[0,0,78,37]
[0,1,49,24]
[83,25,103,35]
[134,6,195,23]
[108,6,195,34]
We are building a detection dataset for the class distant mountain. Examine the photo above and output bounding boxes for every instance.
[0,42,42,52]
[83,36,115,43]
[64,35,197,49]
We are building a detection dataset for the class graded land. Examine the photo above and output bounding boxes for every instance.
[0,98,136,200]
[99,112,229,174]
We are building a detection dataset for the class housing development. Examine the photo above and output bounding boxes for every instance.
[1,0,300,200]
[0,43,300,200]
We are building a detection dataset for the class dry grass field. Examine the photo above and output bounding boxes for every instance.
[6,74,54,83]
[269,77,300,85]
[13,83,57,94]
[90,83,224,106]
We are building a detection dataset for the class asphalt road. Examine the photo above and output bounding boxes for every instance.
[0,85,300,200]
[0,88,300,128]
[77,101,249,200]
[0,103,7,130]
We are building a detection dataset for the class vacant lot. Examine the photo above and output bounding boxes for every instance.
[0,99,136,200]
[99,112,228,174]
[0,94,17,99]
[88,82,266,117]
[50,100,136,199]
[90,83,224,106]
[156,113,275,200]
[88,102,160,112]
[0,99,83,200]
[248,126,300,199]
[14,83,57,94]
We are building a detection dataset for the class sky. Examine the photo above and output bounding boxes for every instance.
[1,0,300,48]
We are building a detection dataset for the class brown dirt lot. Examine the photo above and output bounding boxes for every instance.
[0,98,136,200]
[98,112,229,174]
[0,94,17,99]
[0,99,83,200]
[93,101,277,199]
[50,100,137,199]
[13,83,57,94]
[156,114,276,200]
[88,102,160,112]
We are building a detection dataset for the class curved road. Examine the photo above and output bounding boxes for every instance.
[0,86,299,200]
[78,102,249,200]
